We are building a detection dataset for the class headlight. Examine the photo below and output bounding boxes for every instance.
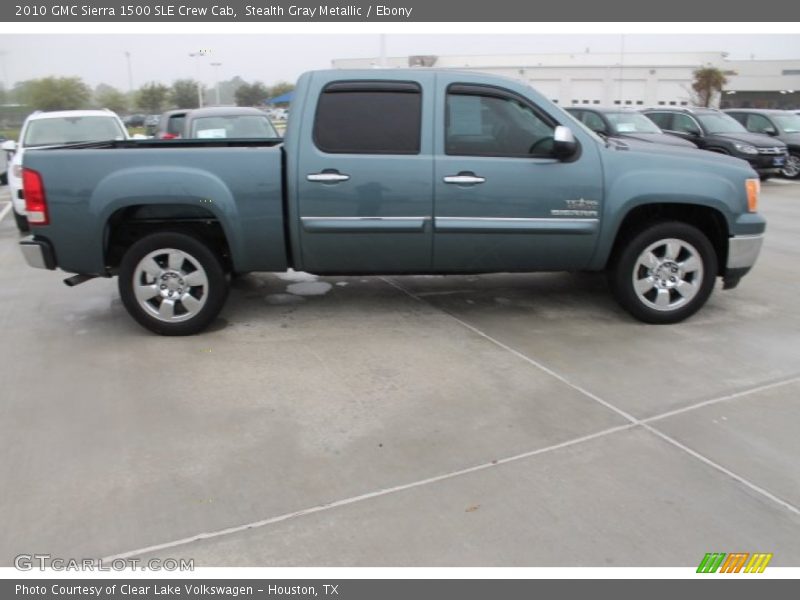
[745,178,760,213]
[734,143,758,155]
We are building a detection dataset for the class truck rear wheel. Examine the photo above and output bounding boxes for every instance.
[118,232,229,335]
[609,221,717,324]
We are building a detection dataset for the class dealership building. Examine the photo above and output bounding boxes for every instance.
[332,52,800,109]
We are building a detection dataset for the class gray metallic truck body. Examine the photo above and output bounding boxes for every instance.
[19,69,766,331]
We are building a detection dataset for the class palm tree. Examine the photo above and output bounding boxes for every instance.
[692,67,728,108]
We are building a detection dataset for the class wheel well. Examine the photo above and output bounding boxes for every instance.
[608,203,729,274]
[105,204,232,272]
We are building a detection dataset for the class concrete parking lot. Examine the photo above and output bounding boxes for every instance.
[1,181,799,567]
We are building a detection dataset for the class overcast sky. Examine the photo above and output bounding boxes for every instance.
[1,34,799,90]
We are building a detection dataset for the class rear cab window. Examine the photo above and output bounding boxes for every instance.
[313,81,422,154]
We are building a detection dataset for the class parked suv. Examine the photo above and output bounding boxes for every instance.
[724,109,800,179]
[566,106,697,149]
[2,109,128,231]
[642,107,787,179]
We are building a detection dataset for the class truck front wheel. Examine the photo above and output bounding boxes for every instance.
[609,222,717,324]
[118,232,229,335]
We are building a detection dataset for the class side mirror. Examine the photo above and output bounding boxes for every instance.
[764,128,778,136]
[553,125,578,159]
[1,139,17,153]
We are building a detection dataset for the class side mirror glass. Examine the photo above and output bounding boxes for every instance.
[553,125,578,159]
[1,139,17,153]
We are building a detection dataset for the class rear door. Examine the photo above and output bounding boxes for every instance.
[295,75,434,273]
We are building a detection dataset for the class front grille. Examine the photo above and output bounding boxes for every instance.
[757,147,785,155]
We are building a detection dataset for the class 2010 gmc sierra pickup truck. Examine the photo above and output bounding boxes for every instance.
[18,69,766,335]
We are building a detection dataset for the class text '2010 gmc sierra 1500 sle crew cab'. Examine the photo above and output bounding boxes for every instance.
[18,69,766,335]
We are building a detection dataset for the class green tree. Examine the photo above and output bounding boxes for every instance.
[234,82,269,107]
[692,67,728,108]
[135,82,170,113]
[15,77,91,111]
[171,79,201,109]
[94,84,128,114]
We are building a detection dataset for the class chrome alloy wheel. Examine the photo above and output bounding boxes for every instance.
[781,154,800,179]
[132,248,209,322]
[632,238,704,312]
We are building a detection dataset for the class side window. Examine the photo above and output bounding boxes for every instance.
[645,112,671,129]
[728,112,746,126]
[672,114,702,135]
[746,114,774,134]
[446,88,555,157]
[314,82,421,154]
[581,111,607,134]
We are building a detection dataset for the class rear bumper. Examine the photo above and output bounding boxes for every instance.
[19,236,56,270]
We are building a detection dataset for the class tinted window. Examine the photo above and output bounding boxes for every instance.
[695,113,746,134]
[745,114,775,134]
[167,115,185,135]
[581,111,607,133]
[644,112,671,129]
[446,90,555,157]
[672,114,702,134]
[314,84,421,154]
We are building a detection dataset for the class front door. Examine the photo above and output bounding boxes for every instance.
[433,77,604,272]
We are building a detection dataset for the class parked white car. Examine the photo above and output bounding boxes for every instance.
[2,109,129,232]
[0,138,8,185]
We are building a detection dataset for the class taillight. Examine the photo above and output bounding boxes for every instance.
[22,168,49,226]
[161,133,178,140]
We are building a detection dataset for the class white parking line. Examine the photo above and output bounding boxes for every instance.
[0,201,12,223]
[101,280,800,561]
[385,277,800,518]
[103,423,636,562]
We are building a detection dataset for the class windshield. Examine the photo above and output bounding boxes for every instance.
[605,112,661,134]
[773,113,800,133]
[23,116,126,147]
[190,114,278,139]
[696,113,747,134]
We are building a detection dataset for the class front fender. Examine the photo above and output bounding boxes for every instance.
[589,162,749,270]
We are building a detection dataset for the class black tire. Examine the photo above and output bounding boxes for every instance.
[13,209,30,233]
[609,221,717,324]
[118,232,229,336]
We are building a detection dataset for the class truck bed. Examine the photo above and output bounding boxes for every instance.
[23,141,288,275]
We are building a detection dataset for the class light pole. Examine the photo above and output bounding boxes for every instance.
[124,51,133,94]
[188,51,208,108]
[210,62,222,105]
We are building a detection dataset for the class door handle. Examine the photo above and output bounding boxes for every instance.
[443,173,486,185]
[307,171,350,183]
